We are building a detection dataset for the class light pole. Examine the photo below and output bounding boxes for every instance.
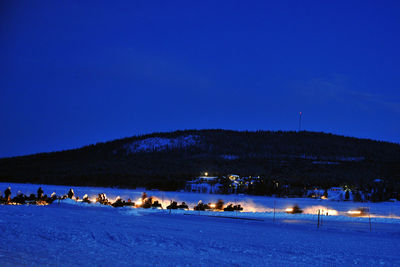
[298,112,302,132]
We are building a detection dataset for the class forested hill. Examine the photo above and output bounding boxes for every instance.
[1,129,399,189]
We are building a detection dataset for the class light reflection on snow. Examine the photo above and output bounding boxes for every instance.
[2,182,400,223]
[303,206,339,216]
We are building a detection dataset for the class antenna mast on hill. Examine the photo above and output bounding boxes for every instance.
[298,112,302,132]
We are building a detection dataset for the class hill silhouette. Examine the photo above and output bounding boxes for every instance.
[1,129,399,190]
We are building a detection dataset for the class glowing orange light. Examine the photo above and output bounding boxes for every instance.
[347,210,362,215]
[327,209,338,215]
[285,208,294,213]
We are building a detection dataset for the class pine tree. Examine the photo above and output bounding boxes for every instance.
[345,190,350,200]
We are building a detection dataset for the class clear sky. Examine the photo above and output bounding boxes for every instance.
[1,0,400,157]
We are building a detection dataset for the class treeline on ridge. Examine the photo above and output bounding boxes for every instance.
[0,129,399,192]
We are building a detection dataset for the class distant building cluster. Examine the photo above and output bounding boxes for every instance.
[184,174,399,202]
[185,174,261,194]
[185,176,221,194]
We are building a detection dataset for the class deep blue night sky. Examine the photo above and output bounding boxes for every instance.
[1,0,400,157]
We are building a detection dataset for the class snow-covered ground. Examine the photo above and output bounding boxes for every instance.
[1,182,400,266]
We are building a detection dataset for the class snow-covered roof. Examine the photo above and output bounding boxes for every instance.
[329,187,343,190]
[197,176,218,180]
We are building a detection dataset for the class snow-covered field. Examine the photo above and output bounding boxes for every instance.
[1,182,400,266]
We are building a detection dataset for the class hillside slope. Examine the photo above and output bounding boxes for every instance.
[0,129,399,188]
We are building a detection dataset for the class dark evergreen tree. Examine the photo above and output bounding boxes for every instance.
[345,190,350,200]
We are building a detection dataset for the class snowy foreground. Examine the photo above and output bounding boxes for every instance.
[1,183,400,266]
